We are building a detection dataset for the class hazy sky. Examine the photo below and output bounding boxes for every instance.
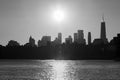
[0,0,120,45]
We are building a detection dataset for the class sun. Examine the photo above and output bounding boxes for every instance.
[53,8,65,22]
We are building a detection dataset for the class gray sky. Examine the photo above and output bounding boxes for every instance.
[0,0,120,45]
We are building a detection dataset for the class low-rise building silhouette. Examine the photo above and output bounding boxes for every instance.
[93,39,104,45]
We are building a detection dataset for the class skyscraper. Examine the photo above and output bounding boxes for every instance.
[40,36,51,46]
[100,16,108,44]
[74,33,78,43]
[29,36,35,47]
[88,32,91,45]
[77,30,86,44]
[78,30,84,40]
[65,35,72,44]
[58,33,62,44]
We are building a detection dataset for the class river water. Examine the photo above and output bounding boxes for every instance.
[0,60,120,80]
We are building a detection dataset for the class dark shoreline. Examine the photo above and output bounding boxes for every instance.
[0,43,119,60]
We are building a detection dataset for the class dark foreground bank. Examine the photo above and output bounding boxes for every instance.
[0,44,119,60]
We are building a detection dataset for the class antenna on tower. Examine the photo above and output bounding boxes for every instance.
[102,14,105,22]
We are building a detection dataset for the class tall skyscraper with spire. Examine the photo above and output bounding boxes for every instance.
[100,15,108,44]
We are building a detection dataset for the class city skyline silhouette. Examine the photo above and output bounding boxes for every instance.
[0,16,114,46]
[0,17,120,60]
[0,0,120,46]
[1,1,120,80]
[0,16,119,46]
[0,0,120,60]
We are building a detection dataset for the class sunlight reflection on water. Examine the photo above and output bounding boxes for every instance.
[51,61,67,80]
[0,60,120,80]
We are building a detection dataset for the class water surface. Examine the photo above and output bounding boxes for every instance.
[0,60,120,80]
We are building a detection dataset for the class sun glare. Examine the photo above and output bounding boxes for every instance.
[53,61,66,72]
[53,8,65,22]
[52,61,67,80]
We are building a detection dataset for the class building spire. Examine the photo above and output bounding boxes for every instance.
[102,14,105,22]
